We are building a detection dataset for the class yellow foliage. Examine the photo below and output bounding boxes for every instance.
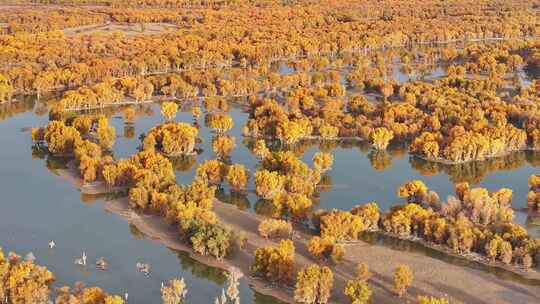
[225,164,248,191]
[0,248,55,304]
[206,113,234,133]
[255,170,285,199]
[294,264,334,304]
[145,123,198,155]
[161,101,178,121]
[313,152,333,172]
[398,180,428,202]
[258,219,292,239]
[318,123,339,139]
[393,264,413,297]
[350,202,380,230]
[369,127,394,150]
[212,135,236,158]
[273,192,313,220]
[319,210,366,241]
[307,236,343,263]
[43,121,82,154]
[251,240,295,284]
[96,117,116,150]
[276,119,312,145]
[344,278,372,304]
[196,159,226,185]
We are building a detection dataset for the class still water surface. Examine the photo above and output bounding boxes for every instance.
[1,97,539,303]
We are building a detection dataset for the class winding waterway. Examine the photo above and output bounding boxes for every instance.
[1,94,540,303]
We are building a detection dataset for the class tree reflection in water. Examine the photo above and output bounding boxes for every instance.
[170,155,197,172]
[361,231,540,287]
[0,96,36,121]
[409,150,540,184]
[255,198,280,218]
[217,189,251,210]
[368,150,393,171]
[123,125,135,139]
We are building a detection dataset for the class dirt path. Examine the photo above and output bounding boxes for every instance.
[104,197,540,304]
[56,166,540,303]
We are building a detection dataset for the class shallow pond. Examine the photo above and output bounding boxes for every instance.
[1,96,540,303]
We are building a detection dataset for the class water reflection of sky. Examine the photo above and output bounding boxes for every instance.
[111,103,540,239]
[1,89,540,302]
[0,106,282,304]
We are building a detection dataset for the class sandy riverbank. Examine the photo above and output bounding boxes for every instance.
[373,230,540,280]
[62,161,128,195]
[56,164,540,303]
[104,197,540,304]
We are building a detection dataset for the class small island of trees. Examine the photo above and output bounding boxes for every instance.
[5,0,540,302]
